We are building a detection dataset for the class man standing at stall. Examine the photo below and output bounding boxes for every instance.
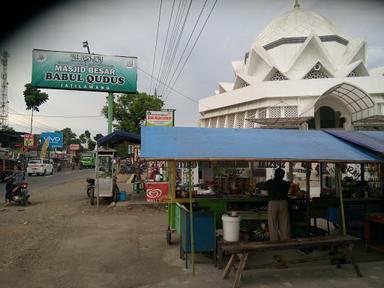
[265,168,291,241]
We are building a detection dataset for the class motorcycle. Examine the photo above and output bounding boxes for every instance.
[5,176,30,206]
[86,178,95,205]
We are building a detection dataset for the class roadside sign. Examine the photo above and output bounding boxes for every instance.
[24,134,34,147]
[40,138,49,159]
[145,110,174,126]
[41,131,63,148]
[31,49,137,93]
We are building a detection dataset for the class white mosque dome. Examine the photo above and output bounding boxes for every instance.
[253,7,348,48]
[230,5,369,84]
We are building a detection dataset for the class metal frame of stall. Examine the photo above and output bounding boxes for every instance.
[140,126,384,273]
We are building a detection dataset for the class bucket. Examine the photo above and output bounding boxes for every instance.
[222,212,240,242]
[119,191,127,201]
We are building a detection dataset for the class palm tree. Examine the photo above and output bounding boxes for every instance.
[23,83,49,134]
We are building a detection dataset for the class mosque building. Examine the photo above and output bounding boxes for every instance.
[198,1,384,131]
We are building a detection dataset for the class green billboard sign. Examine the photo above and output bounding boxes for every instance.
[31,49,137,93]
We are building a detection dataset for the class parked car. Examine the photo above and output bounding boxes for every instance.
[27,159,54,176]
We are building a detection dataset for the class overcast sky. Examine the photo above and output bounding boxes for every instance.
[1,0,383,138]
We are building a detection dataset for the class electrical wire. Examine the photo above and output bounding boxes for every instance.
[162,0,209,98]
[138,65,212,110]
[8,107,60,131]
[9,112,103,119]
[164,0,218,100]
[156,0,189,96]
[155,0,176,93]
[158,0,193,97]
[149,0,163,95]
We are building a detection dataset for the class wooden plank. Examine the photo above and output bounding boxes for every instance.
[233,253,248,288]
[221,235,361,254]
[222,254,236,279]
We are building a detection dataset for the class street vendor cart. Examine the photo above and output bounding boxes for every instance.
[92,147,119,205]
[92,131,141,206]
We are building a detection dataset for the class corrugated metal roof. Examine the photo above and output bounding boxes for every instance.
[325,130,384,154]
[141,127,383,162]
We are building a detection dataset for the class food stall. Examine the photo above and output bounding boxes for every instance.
[140,126,384,272]
[95,130,141,206]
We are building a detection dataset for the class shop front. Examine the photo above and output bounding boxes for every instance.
[141,126,384,273]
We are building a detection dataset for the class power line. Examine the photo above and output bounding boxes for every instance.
[149,0,163,95]
[158,0,193,97]
[138,65,212,110]
[156,0,189,96]
[9,107,58,129]
[165,0,218,100]
[9,112,103,119]
[8,106,103,119]
[162,0,209,98]
[8,116,56,133]
[155,0,176,92]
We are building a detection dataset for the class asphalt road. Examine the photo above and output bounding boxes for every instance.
[0,168,93,204]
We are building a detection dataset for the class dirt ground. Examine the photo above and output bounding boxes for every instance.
[0,175,180,288]
[1,173,384,288]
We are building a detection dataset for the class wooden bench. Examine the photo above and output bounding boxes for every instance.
[219,235,362,288]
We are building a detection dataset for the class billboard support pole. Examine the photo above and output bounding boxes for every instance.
[108,92,113,134]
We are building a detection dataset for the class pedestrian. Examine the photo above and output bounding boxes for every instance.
[265,168,291,241]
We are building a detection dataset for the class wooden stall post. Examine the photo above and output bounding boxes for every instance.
[168,161,177,239]
[306,162,311,197]
[380,163,384,196]
[336,163,347,235]
[288,162,294,182]
[188,162,195,275]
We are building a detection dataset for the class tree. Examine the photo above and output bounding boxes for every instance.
[79,133,86,144]
[23,83,49,134]
[88,140,96,151]
[61,128,77,146]
[94,133,103,141]
[102,92,164,134]
[0,126,15,132]
[84,130,91,140]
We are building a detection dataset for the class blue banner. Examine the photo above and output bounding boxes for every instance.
[41,132,63,148]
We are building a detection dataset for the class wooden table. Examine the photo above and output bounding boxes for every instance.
[219,235,362,288]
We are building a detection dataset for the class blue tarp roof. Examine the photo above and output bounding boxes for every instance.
[325,130,384,154]
[141,126,383,162]
[97,131,141,147]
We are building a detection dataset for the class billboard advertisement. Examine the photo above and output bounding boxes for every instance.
[41,131,63,148]
[69,144,80,151]
[31,49,137,93]
[24,134,34,147]
[145,110,174,126]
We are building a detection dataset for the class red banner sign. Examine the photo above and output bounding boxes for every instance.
[145,182,169,203]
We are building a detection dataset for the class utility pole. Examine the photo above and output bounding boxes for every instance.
[82,41,113,134]
[0,51,9,129]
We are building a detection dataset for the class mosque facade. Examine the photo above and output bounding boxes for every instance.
[198,3,384,130]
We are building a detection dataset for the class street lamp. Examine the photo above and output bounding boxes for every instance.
[82,41,90,54]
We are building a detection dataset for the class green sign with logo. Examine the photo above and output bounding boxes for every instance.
[31,49,137,93]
